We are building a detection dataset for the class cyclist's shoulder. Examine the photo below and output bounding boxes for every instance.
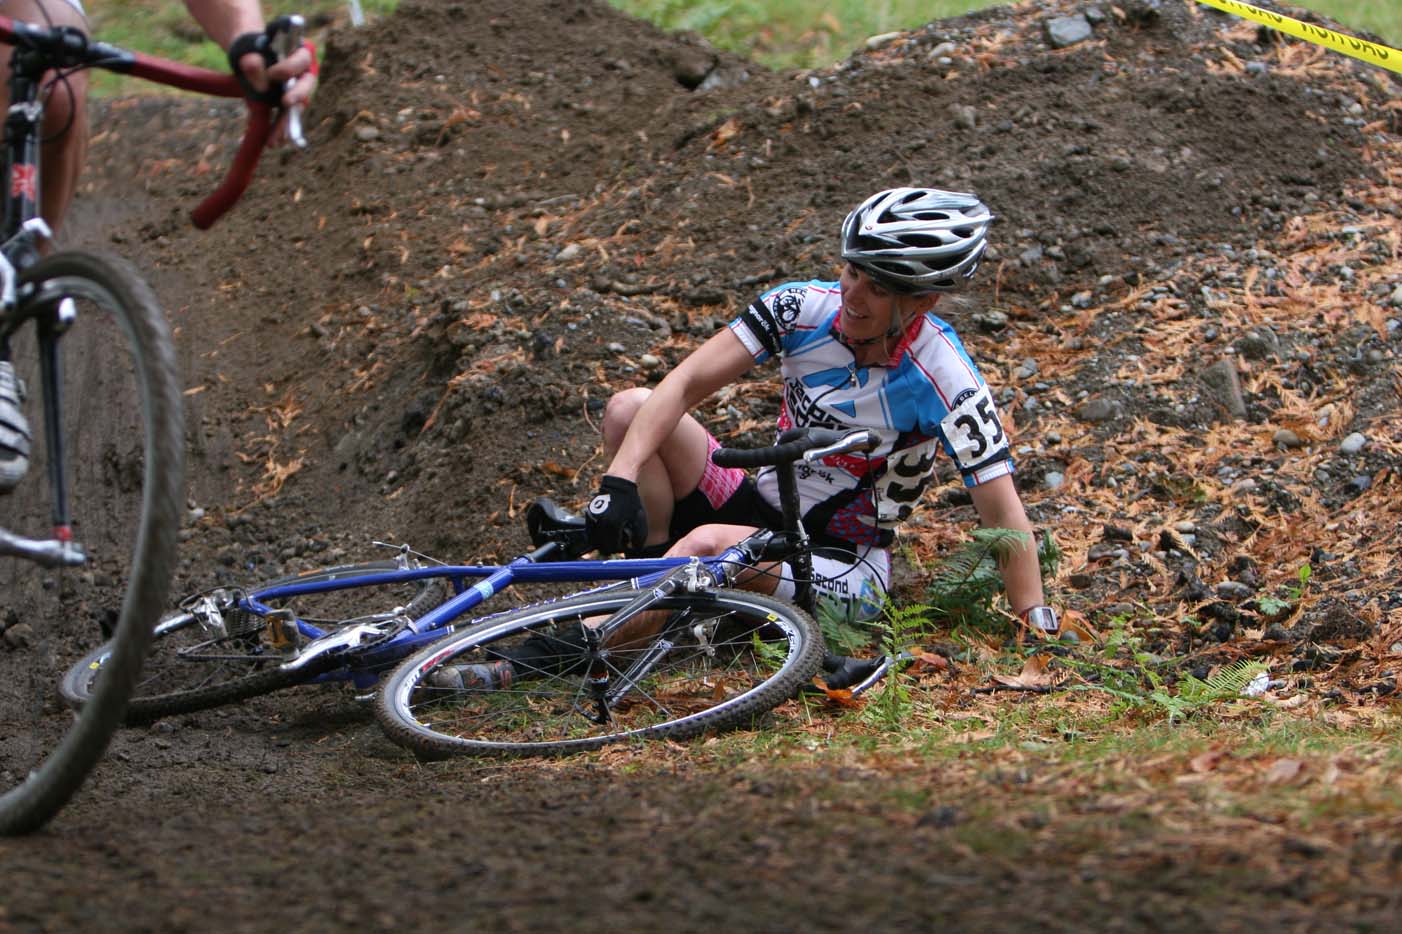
[742,279,840,343]
[893,313,991,396]
[757,278,840,311]
[905,312,981,364]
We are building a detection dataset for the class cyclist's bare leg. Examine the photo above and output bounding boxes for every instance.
[0,0,91,241]
[667,523,780,594]
[596,522,778,650]
[601,387,711,548]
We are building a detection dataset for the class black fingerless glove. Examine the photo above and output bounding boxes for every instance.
[228,16,303,106]
[227,30,282,105]
[585,475,648,555]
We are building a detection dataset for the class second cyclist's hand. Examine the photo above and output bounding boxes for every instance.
[230,37,317,146]
[585,476,648,554]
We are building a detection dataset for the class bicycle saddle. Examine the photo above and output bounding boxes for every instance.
[526,497,589,558]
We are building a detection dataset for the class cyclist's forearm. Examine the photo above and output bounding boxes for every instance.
[968,474,1045,612]
[999,541,1045,614]
[607,328,752,480]
[182,0,265,50]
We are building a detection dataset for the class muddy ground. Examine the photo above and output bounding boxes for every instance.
[2,0,1400,929]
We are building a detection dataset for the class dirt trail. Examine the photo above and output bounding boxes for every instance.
[1,0,1399,928]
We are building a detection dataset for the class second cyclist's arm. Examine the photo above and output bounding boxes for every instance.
[606,328,754,481]
[181,0,265,50]
[182,1,317,120]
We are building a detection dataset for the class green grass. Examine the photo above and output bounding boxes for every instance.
[1291,0,1400,44]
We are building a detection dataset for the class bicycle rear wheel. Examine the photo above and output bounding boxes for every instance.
[60,560,448,722]
[0,251,182,835]
[375,587,824,757]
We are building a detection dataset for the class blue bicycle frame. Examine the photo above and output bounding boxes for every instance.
[241,544,754,689]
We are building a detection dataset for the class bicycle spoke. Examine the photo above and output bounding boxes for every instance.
[380,590,823,755]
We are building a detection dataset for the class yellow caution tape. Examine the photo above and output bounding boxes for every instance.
[1195,0,1402,74]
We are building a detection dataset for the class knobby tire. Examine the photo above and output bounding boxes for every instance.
[375,587,824,758]
[0,252,182,835]
[60,561,447,722]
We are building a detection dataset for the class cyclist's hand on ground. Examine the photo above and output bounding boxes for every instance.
[585,476,648,554]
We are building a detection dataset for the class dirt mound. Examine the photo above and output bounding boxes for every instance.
[3,0,1399,926]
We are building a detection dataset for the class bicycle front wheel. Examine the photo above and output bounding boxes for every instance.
[0,252,182,835]
[375,587,824,757]
[60,561,449,722]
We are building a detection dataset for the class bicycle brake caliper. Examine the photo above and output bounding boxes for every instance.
[679,556,720,593]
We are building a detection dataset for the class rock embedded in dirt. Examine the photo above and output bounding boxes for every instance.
[1045,14,1094,49]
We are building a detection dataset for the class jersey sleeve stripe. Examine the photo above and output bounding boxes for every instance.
[728,317,769,361]
[969,459,1015,486]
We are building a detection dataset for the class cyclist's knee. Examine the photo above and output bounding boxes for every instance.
[668,523,749,558]
[42,70,89,133]
[601,387,650,448]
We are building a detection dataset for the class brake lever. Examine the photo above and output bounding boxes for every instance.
[802,429,876,463]
[271,14,307,149]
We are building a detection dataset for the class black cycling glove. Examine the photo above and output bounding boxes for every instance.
[228,16,303,106]
[585,475,648,555]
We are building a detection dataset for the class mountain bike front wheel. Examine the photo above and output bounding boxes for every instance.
[0,252,183,835]
[375,587,824,758]
[60,560,449,722]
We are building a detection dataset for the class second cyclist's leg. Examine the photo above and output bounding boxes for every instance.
[0,354,28,491]
[0,0,91,490]
[0,0,92,241]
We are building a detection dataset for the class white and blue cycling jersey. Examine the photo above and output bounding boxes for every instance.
[729,279,1015,553]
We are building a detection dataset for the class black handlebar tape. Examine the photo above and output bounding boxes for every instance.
[712,429,853,468]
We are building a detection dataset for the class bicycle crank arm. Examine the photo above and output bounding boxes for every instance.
[0,527,85,567]
[280,619,396,672]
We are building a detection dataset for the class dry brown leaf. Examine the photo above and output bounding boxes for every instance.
[908,650,949,673]
[708,119,740,150]
[991,654,1062,689]
[812,680,860,707]
[1263,758,1306,785]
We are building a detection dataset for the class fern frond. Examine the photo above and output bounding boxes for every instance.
[928,527,1028,589]
[1204,659,1269,695]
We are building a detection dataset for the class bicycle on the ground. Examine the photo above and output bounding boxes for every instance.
[0,14,308,834]
[63,428,896,757]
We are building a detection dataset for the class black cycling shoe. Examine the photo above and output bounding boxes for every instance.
[0,360,30,492]
[810,652,895,696]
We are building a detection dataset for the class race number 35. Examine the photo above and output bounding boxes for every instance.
[941,386,1007,469]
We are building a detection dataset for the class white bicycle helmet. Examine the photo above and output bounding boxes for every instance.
[840,188,993,293]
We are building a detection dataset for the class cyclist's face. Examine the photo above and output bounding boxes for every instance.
[839,264,937,342]
[839,263,898,340]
